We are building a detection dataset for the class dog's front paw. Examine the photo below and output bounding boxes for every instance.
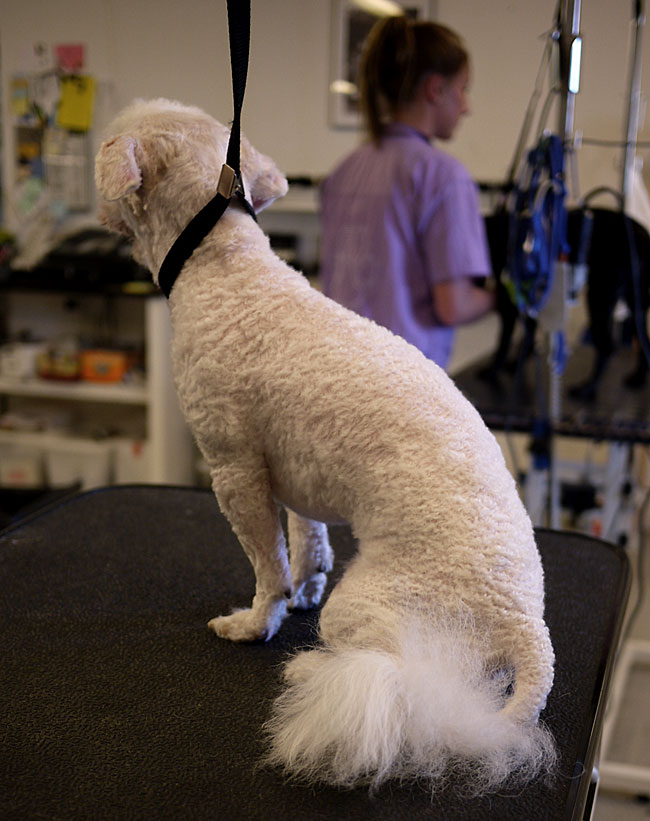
[208,598,288,642]
[290,572,328,611]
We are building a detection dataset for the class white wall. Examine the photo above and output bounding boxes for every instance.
[446,0,650,198]
[2,0,650,225]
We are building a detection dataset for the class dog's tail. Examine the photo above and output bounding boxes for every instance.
[263,616,556,794]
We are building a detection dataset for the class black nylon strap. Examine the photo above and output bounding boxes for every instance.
[157,193,231,299]
[225,0,250,181]
[158,0,254,299]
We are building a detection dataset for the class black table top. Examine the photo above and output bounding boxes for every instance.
[1,485,630,820]
[454,344,650,444]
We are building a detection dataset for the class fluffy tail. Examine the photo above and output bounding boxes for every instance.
[264,619,556,794]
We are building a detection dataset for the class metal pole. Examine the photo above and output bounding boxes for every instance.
[548,0,582,529]
[556,0,582,143]
[622,0,646,206]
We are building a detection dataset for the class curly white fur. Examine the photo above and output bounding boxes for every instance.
[267,615,555,793]
[95,98,556,794]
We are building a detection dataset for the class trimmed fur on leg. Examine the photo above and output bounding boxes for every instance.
[264,615,556,795]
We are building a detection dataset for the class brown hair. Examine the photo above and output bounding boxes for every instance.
[359,16,469,143]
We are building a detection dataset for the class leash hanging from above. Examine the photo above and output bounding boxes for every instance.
[158,0,256,300]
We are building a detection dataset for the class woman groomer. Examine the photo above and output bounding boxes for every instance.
[319,16,495,369]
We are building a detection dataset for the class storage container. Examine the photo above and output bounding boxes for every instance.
[0,442,43,488]
[44,437,112,489]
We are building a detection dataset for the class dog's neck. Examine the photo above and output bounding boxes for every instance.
[156,172,258,300]
[151,207,270,297]
[131,190,255,287]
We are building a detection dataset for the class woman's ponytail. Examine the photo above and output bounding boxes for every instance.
[359,15,414,143]
[357,16,468,144]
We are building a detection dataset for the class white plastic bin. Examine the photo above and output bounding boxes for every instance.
[0,442,44,488]
[44,436,112,489]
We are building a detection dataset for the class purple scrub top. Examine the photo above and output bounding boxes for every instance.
[319,123,491,368]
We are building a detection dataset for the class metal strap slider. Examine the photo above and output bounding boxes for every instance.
[217,164,238,199]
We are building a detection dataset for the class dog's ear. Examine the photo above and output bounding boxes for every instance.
[95,135,142,201]
[241,136,288,213]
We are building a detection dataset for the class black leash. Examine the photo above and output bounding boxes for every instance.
[158,0,256,299]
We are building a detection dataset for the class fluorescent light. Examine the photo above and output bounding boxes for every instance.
[330,80,358,96]
[351,0,404,17]
[569,37,582,94]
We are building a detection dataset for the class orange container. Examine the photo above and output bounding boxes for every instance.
[80,349,129,383]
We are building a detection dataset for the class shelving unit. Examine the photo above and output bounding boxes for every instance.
[0,183,321,496]
[143,295,194,485]
[0,375,147,403]
[0,291,194,490]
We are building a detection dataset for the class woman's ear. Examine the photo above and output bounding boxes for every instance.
[424,73,446,105]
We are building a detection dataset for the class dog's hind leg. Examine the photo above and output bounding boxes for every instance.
[207,460,293,642]
[286,512,333,610]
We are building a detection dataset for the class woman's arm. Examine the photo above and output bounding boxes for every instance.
[432,278,496,326]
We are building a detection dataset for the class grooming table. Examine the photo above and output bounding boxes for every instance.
[452,344,650,444]
[453,343,650,538]
[1,485,629,820]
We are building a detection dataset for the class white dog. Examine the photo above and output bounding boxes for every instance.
[95,98,555,794]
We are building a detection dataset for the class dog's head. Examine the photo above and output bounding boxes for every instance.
[95,98,288,274]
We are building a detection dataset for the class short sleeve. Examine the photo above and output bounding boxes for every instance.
[419,170,491,286]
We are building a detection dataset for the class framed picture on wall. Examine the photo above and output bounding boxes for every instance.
[328,0,434,129]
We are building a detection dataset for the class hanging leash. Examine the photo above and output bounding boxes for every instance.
[507,134,569,321]
[158,0,256,299]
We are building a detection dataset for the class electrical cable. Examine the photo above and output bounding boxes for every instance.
[501,327,530,485]
[500,19,562,502]
[501,319,545,502]
[506,35,554,185]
